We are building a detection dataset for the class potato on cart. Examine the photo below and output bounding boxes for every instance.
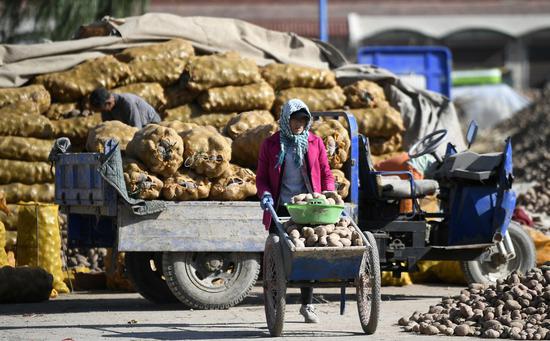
[262,196,381,337]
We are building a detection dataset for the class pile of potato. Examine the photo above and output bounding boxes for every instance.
[291,191,345,206]
[284,216,364,248]
[398,265,550,339]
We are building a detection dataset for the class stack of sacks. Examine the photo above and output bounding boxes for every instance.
[343,80,405,156]
[264,64,345,118]
[86,121,138,153]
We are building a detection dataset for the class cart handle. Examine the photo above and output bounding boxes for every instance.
[265,202,288,238]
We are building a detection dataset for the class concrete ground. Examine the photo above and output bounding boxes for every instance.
[0,284,479,341]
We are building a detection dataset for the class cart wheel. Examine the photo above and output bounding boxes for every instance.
[263,234,287,337]
[356,231,381,335]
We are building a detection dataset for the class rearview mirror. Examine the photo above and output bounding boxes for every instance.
[466,120,478,149]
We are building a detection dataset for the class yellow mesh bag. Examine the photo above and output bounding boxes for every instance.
[16,203,69,293]
[126,124,184,178]
[111,82,167,111]
[35,55,131,102]
[0,221,7,267]
[0,159,53,184]
[189,113,238,132]
[104,249,134,292]
[311,119,350,169]
[124,58,186,87]
[183,53,262,91]
[198,82,275,113]
[261,63,336,90]
[123,160,163,200]
[349,104,405,138]
[0,183,54,203]
[0,112,54,138]
[224,110,275,139]
[162,103,201,122]
[86,120,138,153]
[331,169,350,199]
[0,136,54,162]
[0,85,51,114]
[158,121,198,135]
[115,39,194,63]
[370,133,403,156]
[0,204,18,231]
[162,171,211,201]
[164,84,199,109]
[209,164,257,201]
[51,113,102,145]
[272,87,345,118]
[231,122,278,169]
[344,80,386,109]
[44,103,79,120]
[181,126,232,178]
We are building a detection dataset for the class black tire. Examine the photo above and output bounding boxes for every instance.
[356,231,381,335]
[461,221,536,284]
[263,234,286,337]
[162,252,260,309]
[124,252,180,304]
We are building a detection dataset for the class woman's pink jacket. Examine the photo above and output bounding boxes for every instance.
[256,131,335,229]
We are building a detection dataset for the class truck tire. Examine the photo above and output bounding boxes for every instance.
[124,252,180,304]
[162,252,261,309]
[461,221,536,284]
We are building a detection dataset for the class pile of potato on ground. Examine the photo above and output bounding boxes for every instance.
[398,264,550,339]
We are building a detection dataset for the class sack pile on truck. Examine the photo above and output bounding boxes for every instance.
[224,110,275,139]
[180,125,232,178]
[231,122,279,169]
[162,171,211,201]
[86,120,138,153]
[209,164,257,201]
[0,85,51,115]
[123,160,164,200]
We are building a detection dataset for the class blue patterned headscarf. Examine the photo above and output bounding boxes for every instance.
[276,99,312,168]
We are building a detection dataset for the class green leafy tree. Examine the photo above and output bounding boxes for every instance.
[0,0,148,43]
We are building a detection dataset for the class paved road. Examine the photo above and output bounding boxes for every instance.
[0,285,478,341]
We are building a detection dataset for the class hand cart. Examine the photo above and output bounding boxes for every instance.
[263,202,381,336]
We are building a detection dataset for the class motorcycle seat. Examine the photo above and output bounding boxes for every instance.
[379,176,439,199]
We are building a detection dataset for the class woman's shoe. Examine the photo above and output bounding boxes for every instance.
[299,304,320,323]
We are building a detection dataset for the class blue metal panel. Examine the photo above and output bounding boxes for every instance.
[357,46,452,97]
[289,256,361,281]
[67,214,116,248]
[319,0,328,42]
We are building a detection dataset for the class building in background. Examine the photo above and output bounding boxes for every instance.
[151,0,550,90]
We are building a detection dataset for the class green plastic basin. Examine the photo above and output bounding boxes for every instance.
[285,201,344,225]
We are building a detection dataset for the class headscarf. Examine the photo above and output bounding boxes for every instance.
[276,99,312,168]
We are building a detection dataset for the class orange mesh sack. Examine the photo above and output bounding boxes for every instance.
[311,119,350,169]
[197,82,275,113]
[183,53,262,91]
[51,113,102,145]
[16,203,69,293]
[272,87,345,118]
[224,110,274,139]
[0,85,51,114]
[123,159,164,200]
[111,82,167,111]
[349,104,405,138]
[209,164,257,201]
[0,136,54,162]
[35,55,131,102]
[0,183,54,203]
[181,126,231,178]
[0,160,53,184]
[344,80,386,109]
[86,120,138,153]
[124,59,186,87]
[261,63,336,90]
[126,124,184,178]
[231,122,278,169]
[162,171,211,201]
[0,112,54,138]
[115,38,194,63]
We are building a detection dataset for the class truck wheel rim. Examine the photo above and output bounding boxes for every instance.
[186,252,241,292]
[479,240,521,282]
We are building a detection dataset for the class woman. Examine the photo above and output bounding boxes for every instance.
[256,98,335,324]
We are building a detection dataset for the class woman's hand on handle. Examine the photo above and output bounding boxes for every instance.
[260,192,274,211]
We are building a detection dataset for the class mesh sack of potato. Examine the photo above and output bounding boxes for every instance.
[181,126,232,178]
[111,82,167,111]
[0,183,54,203]
[164,83,199,109]
[0,204,18,231]
[162,171,211,201]
[86,120,138,153]
[126,124,184,178]
[44,103,79,120]
[284,215,362,248]
[0,101,45,117]
[104,249,134,292]
[198,82,275,113]
[231,122,278,169]
[0,112,54,138]
[16,203,69,293]
[224,110,275,139]
[331,169,350,199]
[0,136,54,162]
[0,221,7,266]
[163,103,201,122]
[115,38,194,63]
[35,55,131,102]
[183,53,262,91]
[0,266,54,303]
[311,119,350,169]
[272,87,346,118]
[370,133,403,155]
[261,63,337,90]
[124,58,186,87]
[349,104,405,137]
[123,159,164,200]
[158,121,198,135]
[209,164,257,201]
[344,80,387,109]
[0,84,51,114]
[189,113,238,132]
[0,159,53,184]
[51,113,102,145]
